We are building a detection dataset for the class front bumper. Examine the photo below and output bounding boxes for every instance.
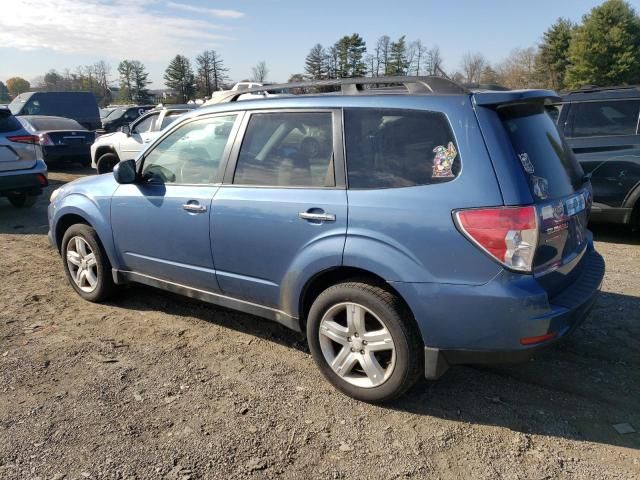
[0,159,48,195]
[391,246,605,379]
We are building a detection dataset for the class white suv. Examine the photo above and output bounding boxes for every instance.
[91,105,196,173]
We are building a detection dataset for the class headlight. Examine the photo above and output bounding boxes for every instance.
[50,187,61,203]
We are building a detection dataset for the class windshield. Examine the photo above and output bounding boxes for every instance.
[499,103,584,202]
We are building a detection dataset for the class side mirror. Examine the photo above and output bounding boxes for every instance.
[113,159,137,184]
[119,124,131,136]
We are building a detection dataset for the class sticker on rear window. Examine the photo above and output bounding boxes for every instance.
[531,175,549,200]
[518,152,535,174]
[432,142,457,178]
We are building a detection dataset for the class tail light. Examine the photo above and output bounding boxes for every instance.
[454,206,538,273]
[7,135,39,144]
[39,133,54,146]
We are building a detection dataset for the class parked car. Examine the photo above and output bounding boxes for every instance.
[100,105,155,133]
[91,105,197,173]
[49,77,604,402]
[0,107,48,207]
[9,91,101,131]
[557,86,640,229]
[18,115,95,166]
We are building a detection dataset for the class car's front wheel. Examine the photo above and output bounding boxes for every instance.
[61,224,115,302]
[7,192,38,208]
[307,281,423,402]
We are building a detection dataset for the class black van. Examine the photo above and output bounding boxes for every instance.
[9,92,101,131]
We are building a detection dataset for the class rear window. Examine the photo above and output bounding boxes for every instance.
[20,116,85,131]
[344,108,460,189]
[499,103,584,201]
[0,110,22,133]
[569,100,640,137]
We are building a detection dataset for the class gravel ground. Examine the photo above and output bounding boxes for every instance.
[0,167,638,480]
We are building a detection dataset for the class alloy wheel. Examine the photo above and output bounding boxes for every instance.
[318,302,396,388]
[66,236,99,293]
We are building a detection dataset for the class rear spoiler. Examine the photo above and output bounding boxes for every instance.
[473,90,561,107]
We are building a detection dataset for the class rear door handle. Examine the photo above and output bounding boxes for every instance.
[299,212,336,222]
[182,203,207,213]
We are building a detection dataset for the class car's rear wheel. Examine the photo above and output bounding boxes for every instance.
[7,192,38,208]
[307,281,423,402]
[61,224,115,302]
[96,152,119,174]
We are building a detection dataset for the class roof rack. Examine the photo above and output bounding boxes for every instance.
[208,76,468,104]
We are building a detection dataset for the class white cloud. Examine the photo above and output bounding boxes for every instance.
[166,1,245,19]
[0,0,238,62]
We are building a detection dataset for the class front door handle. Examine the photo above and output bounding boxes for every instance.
[299,211,336,222]
[182,203,207,213]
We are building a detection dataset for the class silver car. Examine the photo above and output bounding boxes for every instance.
[0,106,48,208]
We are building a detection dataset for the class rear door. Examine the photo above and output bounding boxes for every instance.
[0,110,37,172]
[497,102,591,295]
[211,109,347,310]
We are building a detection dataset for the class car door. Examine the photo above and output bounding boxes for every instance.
[111,112,241,291]
[211,109,347,311]
[120,112,159,159]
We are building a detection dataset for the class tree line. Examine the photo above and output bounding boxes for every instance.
[1,0,638,105]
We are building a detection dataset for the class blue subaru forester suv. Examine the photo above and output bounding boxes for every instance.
[48,77,604,402]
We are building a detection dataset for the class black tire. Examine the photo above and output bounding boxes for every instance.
[306,281,423,402]
[96,152,119,174]
[61,224,115,302]
[7,192,38,208]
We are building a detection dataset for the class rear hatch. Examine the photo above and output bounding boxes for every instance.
[497,101,591,297]
[0,109,38,172]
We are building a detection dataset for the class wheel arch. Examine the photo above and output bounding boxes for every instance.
[298,266,423,342]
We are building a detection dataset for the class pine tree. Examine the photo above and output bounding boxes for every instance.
[305,44,328,80]
[565,0,640,88]
[131,61,151,103]
[387,36,408,76]
[536,18,575,90]
[164,55,196,103]
[0,81,9,102]
[117,60,134,103]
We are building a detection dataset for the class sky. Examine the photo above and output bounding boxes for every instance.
[0,0,635,89]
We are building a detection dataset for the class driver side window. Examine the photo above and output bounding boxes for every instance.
[141,114,237,185]
[132,113,158,134]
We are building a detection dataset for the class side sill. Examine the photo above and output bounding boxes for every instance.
[112,269,301,332]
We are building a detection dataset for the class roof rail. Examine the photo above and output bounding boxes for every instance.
[208,76,468,104]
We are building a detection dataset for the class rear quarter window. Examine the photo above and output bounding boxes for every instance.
[344,108,460,189]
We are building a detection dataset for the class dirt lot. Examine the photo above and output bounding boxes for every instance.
[0,168,638,480]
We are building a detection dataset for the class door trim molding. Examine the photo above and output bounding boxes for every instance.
[112,269,301,332]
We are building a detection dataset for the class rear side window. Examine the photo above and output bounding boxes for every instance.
[233,112,334,187]
[160,111,186,129]
[499,103,584,201]
[344,108,460,189]
[0,110,22,133]
[569,100,640,137]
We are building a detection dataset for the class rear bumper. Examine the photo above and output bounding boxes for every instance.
[0,159,48,195]
[391,246,605,379]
